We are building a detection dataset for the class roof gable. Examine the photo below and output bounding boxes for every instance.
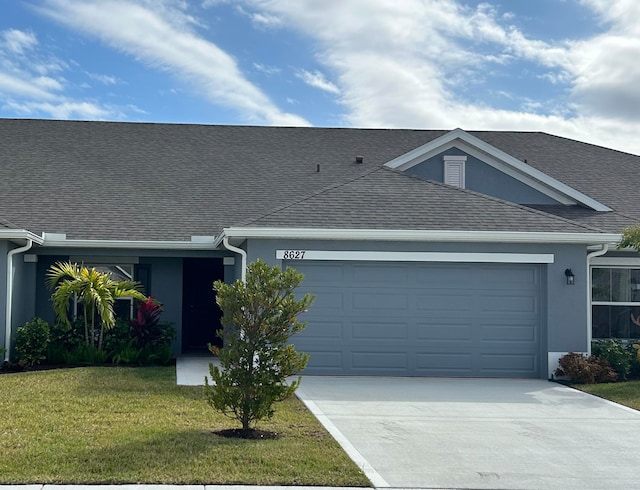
[384,128,612,212]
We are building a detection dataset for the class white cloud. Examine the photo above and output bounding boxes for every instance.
[253,62,281,75]
[296,69,340,95]
[3,100,112,119]
[86,72,120,85]
[240,0,640,154]
[35,0,308,126]
[1,29,38,54]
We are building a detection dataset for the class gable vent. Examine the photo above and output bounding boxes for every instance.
[444,155,467,188]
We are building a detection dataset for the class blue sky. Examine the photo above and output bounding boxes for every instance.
[1,0,640,153]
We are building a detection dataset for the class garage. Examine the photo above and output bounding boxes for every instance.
[289,260,544,378]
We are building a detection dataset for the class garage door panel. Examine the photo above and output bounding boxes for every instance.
[417,321,473,340]
[295,320,344,340]
[353,264,408,284]
[299,350,343,373]
[480,323,537,342]
[290,261,543,377]
[352,321,409,340]
[352,351,408,371]
[417,293,474,311]
[416,352,474,374]
[480,293,537,313]
[479,267,539,286]
[353,291,408,310]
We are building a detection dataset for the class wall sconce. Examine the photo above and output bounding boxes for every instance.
[564,268,575,285]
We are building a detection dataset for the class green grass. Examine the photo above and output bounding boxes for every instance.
[0,366,370,485]
[576,380,640,411]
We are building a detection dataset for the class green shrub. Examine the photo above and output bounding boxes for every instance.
[63,345,108,366]
[15,318,51,366]
[111,341,143,365]
[555,352,618,384]
[592,339,634,380]
[205,259,314,434]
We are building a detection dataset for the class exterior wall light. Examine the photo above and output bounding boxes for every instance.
[565,268,575,285]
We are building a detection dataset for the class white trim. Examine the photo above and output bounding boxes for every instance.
[590,257,640,267]
[383,128,612,212]
[0,230,44,244]
[43,237,218,250]
[70,256,140,264]
[444,156,466,188]
[220,227,620,245]
[276,250,554,263]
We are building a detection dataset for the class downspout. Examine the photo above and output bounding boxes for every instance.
[586,243,610,356]
[5,239,33,361]
[222,236,247,283]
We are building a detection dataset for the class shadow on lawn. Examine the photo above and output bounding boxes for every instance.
[61,428,248,484]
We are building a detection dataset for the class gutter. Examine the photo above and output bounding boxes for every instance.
[220,227,622,245]
[586,243,611,356]
[41,234,217,250]
[4,239,33,361]
[222,236,247,283]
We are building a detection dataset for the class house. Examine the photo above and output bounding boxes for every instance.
[1,118,638,378]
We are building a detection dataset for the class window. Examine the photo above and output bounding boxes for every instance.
[443,155,467,188]
[592,267,640,339]
[73,263,136,320]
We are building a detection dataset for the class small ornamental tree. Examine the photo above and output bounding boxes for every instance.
[621,226,640,251]
[204,259,314,436]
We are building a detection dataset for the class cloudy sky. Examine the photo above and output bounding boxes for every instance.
[1,0,640,154]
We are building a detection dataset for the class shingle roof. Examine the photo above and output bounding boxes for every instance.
[244,167,605,233]
[0,119,635,241]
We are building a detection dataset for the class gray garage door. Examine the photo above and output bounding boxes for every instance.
[289,261,543,377]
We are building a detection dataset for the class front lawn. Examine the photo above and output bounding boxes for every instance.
[576,380,640,411]
[0,366,370,485]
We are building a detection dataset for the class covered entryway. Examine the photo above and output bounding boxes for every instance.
[181,258,224,353]
[290,261,543,377]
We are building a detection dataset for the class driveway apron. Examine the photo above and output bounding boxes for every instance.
[296,377,640,490]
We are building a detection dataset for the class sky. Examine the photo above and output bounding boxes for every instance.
[1,0,640,154]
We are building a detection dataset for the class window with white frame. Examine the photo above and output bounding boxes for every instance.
[592,267,640,338]
[73,263,137,320]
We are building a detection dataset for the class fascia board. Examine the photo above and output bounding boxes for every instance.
[0,229,45,244]
[41,238,218,250]
[384,128,612,212]
[222,227,621,245]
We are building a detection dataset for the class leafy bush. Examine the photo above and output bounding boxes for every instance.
[15,318,51,366]
[62,344,108,365]
[555,352,618,384]
[592,339,634,380]
[111,341,142,365]
[130,298,166,348]
[205,259,314,434]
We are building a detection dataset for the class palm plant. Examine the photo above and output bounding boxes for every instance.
[46,261,146,350]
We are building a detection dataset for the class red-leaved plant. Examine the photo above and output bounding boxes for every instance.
[130,297,165,349]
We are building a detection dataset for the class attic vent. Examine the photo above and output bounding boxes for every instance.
[443,155,467,188]
[355,155,364,164]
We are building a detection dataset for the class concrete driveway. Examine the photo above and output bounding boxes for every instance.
[296,377,640,490]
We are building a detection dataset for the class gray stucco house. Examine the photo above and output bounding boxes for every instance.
[1,119,638,378]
